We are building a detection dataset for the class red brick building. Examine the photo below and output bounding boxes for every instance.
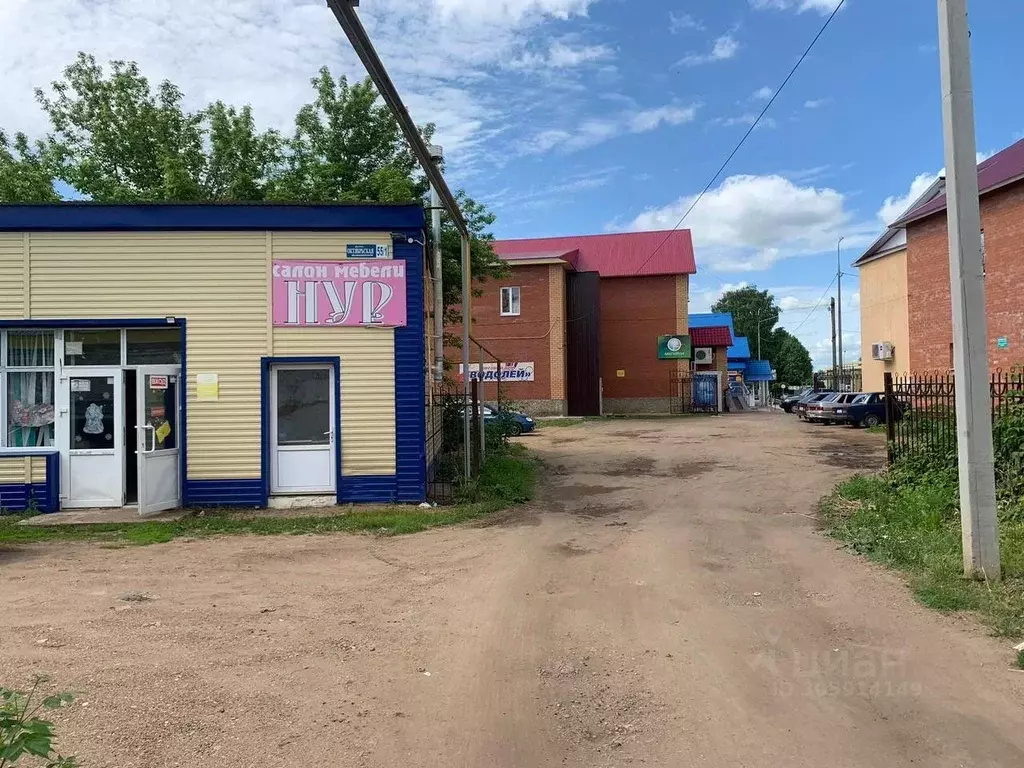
[452,231,696,415]
[892,138,1024,371]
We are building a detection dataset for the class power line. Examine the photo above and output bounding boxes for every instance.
[631,0,847,277]
[790,274,838,333]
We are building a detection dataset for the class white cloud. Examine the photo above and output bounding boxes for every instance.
[669,12,704,33]
[513,41,614,69]
[779,296,803,311]
[876,150,995,226]
[804,98,830,109]
[714,113,778,129]
[752,86,774,101]
[0,0,600,177]
[488,165,620,211]
[689,281,750,313]
[628,174,873,273]
[680,34,740,66]
[522,101,699,153]
[878,172,938,226]
[628,104,699,132]
[749,0,840,14]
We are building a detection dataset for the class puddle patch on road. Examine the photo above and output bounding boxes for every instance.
[548,482,628,502]
[574,502,621,519]
[604,457,658,476]
[473,507,542,528]
[810,439,881,470]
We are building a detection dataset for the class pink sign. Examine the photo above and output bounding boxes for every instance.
[272,260,407,328]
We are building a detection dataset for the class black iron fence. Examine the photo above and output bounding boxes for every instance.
[883,370,1024,471]
[669,372,722,414]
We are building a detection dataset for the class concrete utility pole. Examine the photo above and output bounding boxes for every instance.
[836,236,845,389]
[829,297,837,389]
[937,0,1000,578]
[428,145,444,384]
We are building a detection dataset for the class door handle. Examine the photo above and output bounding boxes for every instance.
[137,425,155,453]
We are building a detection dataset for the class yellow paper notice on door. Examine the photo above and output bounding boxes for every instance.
[196,373,219,401]
[155,421,172,443]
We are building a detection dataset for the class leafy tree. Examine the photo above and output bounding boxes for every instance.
[269,68,422,204]
[773,328,814,386]
[5,53,503,320]
[0,131,59,202]
[439,192,507,328]
[712,285,781,361]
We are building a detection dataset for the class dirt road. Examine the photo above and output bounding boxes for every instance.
[2,413,1023,767]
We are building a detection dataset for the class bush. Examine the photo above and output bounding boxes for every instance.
[1,677,76,767]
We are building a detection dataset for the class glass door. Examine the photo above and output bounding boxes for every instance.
[136,367,181,515]
[270,365,336,494]
[62,369,124,508]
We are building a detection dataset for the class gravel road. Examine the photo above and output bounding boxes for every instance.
[2,413,1023,767]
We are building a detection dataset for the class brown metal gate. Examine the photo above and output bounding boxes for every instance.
[566,271,601,416]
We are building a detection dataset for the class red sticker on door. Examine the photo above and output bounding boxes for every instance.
[150,406,166,419]
[150,375,169,390]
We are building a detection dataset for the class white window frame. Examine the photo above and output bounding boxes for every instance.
[500,286,521,317]
[1,329,58,449]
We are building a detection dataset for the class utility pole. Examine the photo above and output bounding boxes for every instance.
[938,0,1000,578]
[829,297,837,389]
[836,236,845,390]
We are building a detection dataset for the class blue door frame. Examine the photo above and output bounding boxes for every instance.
[260,357,342,507]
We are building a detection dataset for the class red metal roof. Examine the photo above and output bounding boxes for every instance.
[690,326,732,348]
[896,138,1024,225]
[498,249,578,264]
[493,230,696,278]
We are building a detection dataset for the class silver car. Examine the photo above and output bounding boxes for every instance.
[805,392,861,424]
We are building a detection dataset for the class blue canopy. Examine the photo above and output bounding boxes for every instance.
[744,360,775,382]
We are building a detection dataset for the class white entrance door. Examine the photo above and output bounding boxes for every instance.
[270,365,336,494]
[137,367,181,515]
[62,369,124,508]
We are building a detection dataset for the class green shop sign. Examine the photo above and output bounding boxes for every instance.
[658,334,692,360]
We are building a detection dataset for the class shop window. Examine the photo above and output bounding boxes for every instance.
[4,331,56,448]
[8,331,55,367]
[127,328,182,365]
[500,286,521,317]
[6,372,55,447]
[65,329,121,366]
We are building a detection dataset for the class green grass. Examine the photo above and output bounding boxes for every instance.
[0,447,537,547]
[821,474,1024,638]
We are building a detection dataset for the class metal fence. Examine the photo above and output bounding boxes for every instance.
[815,365,863,394]
[426,336,505,502]
[883,369,1024,467]
[669,372,722,414]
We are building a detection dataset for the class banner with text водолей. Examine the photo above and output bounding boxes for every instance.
[272,259,407,327]
[458,362,535,382]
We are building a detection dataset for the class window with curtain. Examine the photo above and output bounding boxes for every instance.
[5,331,56,447]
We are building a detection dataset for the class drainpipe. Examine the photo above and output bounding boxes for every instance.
[462,234,472,478]
[429,145,444,383]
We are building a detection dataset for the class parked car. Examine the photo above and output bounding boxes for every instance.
[781,387,815,413]
[805,392,861,424]
[466,403,536,436]
[793,391,835,419]
[844,392,906,428]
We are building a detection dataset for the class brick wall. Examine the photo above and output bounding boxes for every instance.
[447,264,555,402]
[907,182,1024,371]
[600,275,679,399]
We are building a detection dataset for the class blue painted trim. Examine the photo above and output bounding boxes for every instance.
[260,356,342,506]
[0,450,60,512]
[0,204,425,233]
[186,479,263,507]
[391,237,427,502]
[338,475,398,503]
[0,318,179,329]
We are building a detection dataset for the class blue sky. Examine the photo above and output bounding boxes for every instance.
[3,0,1023,366]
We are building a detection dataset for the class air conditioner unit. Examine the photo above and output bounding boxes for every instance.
[694,347,713,364]
[871,342,894,361]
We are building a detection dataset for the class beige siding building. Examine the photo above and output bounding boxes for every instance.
[854,227,911,392]
[0,204,427,514]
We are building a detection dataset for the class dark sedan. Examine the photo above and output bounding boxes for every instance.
[473,404,536,436]
[781,387,815,413]
[844,393,907,428]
